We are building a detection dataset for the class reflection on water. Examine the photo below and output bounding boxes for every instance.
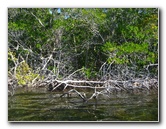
[8,87,158,121]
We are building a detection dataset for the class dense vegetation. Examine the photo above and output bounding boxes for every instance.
[8,8,158,95]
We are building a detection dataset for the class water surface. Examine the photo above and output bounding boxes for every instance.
[8,87,158,121]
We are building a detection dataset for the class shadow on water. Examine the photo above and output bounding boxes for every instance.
[8,87,158,121]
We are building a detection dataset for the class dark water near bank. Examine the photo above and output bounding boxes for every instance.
[8,87,158,121]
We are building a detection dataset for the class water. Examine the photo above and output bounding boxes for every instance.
[8,87,158,121]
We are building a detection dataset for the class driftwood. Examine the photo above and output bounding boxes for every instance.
[46,79,158,91]
[38,78,158,102]
[8,68,158,102]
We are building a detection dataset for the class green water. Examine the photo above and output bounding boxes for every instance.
[8,87,158,121]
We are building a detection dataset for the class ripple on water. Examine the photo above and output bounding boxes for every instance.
[8,87,158,121]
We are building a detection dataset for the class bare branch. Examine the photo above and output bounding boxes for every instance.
[30,12,45,27]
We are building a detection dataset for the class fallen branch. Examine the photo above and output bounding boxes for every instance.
[8,74,158,100]
[60,89,87,101]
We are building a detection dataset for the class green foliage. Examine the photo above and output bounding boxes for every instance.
[8,8,158,81]
[8,50,17,62]
[83,68,91,79]
[102,41,157,66]
[82,67,97,79]
[100,8,158,68]
[16,61,39,86]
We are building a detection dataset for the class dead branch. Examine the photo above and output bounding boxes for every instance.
[48,78,158,95]
[30,12,45,27]
[60,89,87,101]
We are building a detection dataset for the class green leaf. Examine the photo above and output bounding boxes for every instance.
[36,43,41,49]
